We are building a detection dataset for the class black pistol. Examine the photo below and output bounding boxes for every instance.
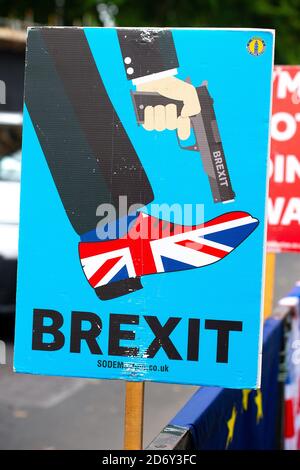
[131,80,235,204]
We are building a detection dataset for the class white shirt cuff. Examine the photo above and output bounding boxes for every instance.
[132,68,178,85]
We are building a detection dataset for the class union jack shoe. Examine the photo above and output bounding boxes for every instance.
[79,211,259,300]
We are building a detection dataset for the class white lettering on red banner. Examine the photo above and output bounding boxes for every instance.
[268,66,300,252]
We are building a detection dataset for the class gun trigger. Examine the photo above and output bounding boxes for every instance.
[181,145,199,151]
[178,142,199,151]
[176,132,198,151]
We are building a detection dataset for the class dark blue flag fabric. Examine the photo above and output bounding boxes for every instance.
[280,284,300,450]
[171,315,285,449]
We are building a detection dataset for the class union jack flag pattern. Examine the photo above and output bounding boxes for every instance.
[283,299,300,450]
[78,210,259,299]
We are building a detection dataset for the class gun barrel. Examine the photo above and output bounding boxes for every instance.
[192,85,235,203]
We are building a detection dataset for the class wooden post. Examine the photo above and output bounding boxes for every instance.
[124,381,145,450]
[264,252,276,319]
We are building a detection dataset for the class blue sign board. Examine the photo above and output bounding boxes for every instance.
[14,27,274,387]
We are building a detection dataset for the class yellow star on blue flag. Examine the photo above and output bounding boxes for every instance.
[242,389,251,411]
[254,390,263,423]
[226,406,237,448]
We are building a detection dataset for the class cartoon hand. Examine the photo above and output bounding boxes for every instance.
[136,76,201,140]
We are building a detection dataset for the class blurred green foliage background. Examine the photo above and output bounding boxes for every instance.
[0,0,299,64]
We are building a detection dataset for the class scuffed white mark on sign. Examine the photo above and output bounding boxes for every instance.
[140,29,162,42]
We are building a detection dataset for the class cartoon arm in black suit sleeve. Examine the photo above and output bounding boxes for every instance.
[117,29,200,141]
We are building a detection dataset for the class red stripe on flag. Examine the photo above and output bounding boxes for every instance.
[203,211,249,228]
[285,399,296,439]
[176,239,229,258]
[129,239,157,276]
[88,256,122,288]
[79,240,128,258]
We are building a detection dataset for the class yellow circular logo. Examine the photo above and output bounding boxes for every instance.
[247,37,266,56]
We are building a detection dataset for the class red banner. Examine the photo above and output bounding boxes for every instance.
[268,66,300,252]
